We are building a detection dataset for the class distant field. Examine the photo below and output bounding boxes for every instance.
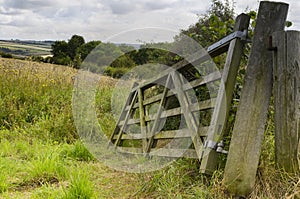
[0,40,53,57]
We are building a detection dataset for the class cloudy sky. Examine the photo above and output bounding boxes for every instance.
[0,0,299,43]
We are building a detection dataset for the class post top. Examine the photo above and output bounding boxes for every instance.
[260,1,289,6]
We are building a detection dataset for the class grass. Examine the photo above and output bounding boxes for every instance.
[0,57,300,198]
[62,171,95,199]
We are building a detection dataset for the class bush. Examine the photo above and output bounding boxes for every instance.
[0,52,13,58]
[104,66,129,78]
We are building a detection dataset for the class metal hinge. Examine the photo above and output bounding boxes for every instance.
[204,140,228,154]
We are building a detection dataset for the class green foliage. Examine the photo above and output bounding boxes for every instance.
[286,21,293,28]
[51,35,85,68]
[26,147,67,185]
[136,159,228,198]
[1,53,300,198]
[60,141,95,162]
[50,36,179,79]
[178,0,235,47]
[110,54,136,68]
[51,40,72,65]
[0,174,8,193]
[63,171,95,199]
[0,51,13,58]
[78,42,132,73]
[77,41,101,61]
[104,66,130,78]
[68,35,85,60]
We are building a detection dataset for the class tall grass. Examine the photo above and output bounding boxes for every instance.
[0,58,115,198]
[62,171,96,199]
[26,146,67,185]
[0,58,77,142]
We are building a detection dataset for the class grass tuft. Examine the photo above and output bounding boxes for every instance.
[63,171,95,199]
[60,140,95,162]
[0,175,8,194]
[26,146,66,186]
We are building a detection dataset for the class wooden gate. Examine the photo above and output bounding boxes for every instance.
[109,13,250,174]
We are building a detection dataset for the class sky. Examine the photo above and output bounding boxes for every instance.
[0,0,299,43]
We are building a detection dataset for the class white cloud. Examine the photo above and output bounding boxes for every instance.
[0,0,299,41]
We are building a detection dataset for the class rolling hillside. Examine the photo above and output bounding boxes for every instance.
[0,40,53,57]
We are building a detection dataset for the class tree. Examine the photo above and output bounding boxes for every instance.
[77,40,102,61]
[51,40,68,57]
[177,0,235,48]
[67,35,85,60]
[51,41,71,65]
[51,35,86,67]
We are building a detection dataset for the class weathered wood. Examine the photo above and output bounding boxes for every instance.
[131,48,210,92]
[145,74,172,152]
[200,13,250,174]
[112,127,209,140]
[120,99,216,126]
[114,91,138,146]
[111,11,252,175]
[272,31,300,173]
[129,71,221,109]
[224,2,289,197]
[161,99,216,117]
[150,148,198,159]
[138,88,148,152]
[109,83,138,142]
[171,72,204,160]
[118,147,198,159]
[153,127,208,139]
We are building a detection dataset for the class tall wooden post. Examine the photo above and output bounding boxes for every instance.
[224,1,289,197]
[199,13,250,174]
[272,31,300,173]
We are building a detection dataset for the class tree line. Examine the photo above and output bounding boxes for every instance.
[48,0,291,79]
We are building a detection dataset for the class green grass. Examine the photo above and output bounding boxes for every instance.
[62,171,96,199]
[1,57,300,198]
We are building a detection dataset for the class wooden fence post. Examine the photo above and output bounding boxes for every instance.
[199,13,250,174]
[272,31,300,173]
[223,1,289,197]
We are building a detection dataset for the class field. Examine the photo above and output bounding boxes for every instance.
[0,40,52,57]
[0,57,300,198]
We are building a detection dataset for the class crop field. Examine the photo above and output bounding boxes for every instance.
[0,57,299,198]
[0,41,52,57]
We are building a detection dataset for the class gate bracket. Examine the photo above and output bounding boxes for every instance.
[204,140,228,154]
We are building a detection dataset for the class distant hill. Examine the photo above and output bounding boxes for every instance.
[114,43,141,50]
[0,39,54,58]
[0,39,141,58]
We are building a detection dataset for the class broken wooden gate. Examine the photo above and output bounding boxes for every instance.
[109,13,250,174]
